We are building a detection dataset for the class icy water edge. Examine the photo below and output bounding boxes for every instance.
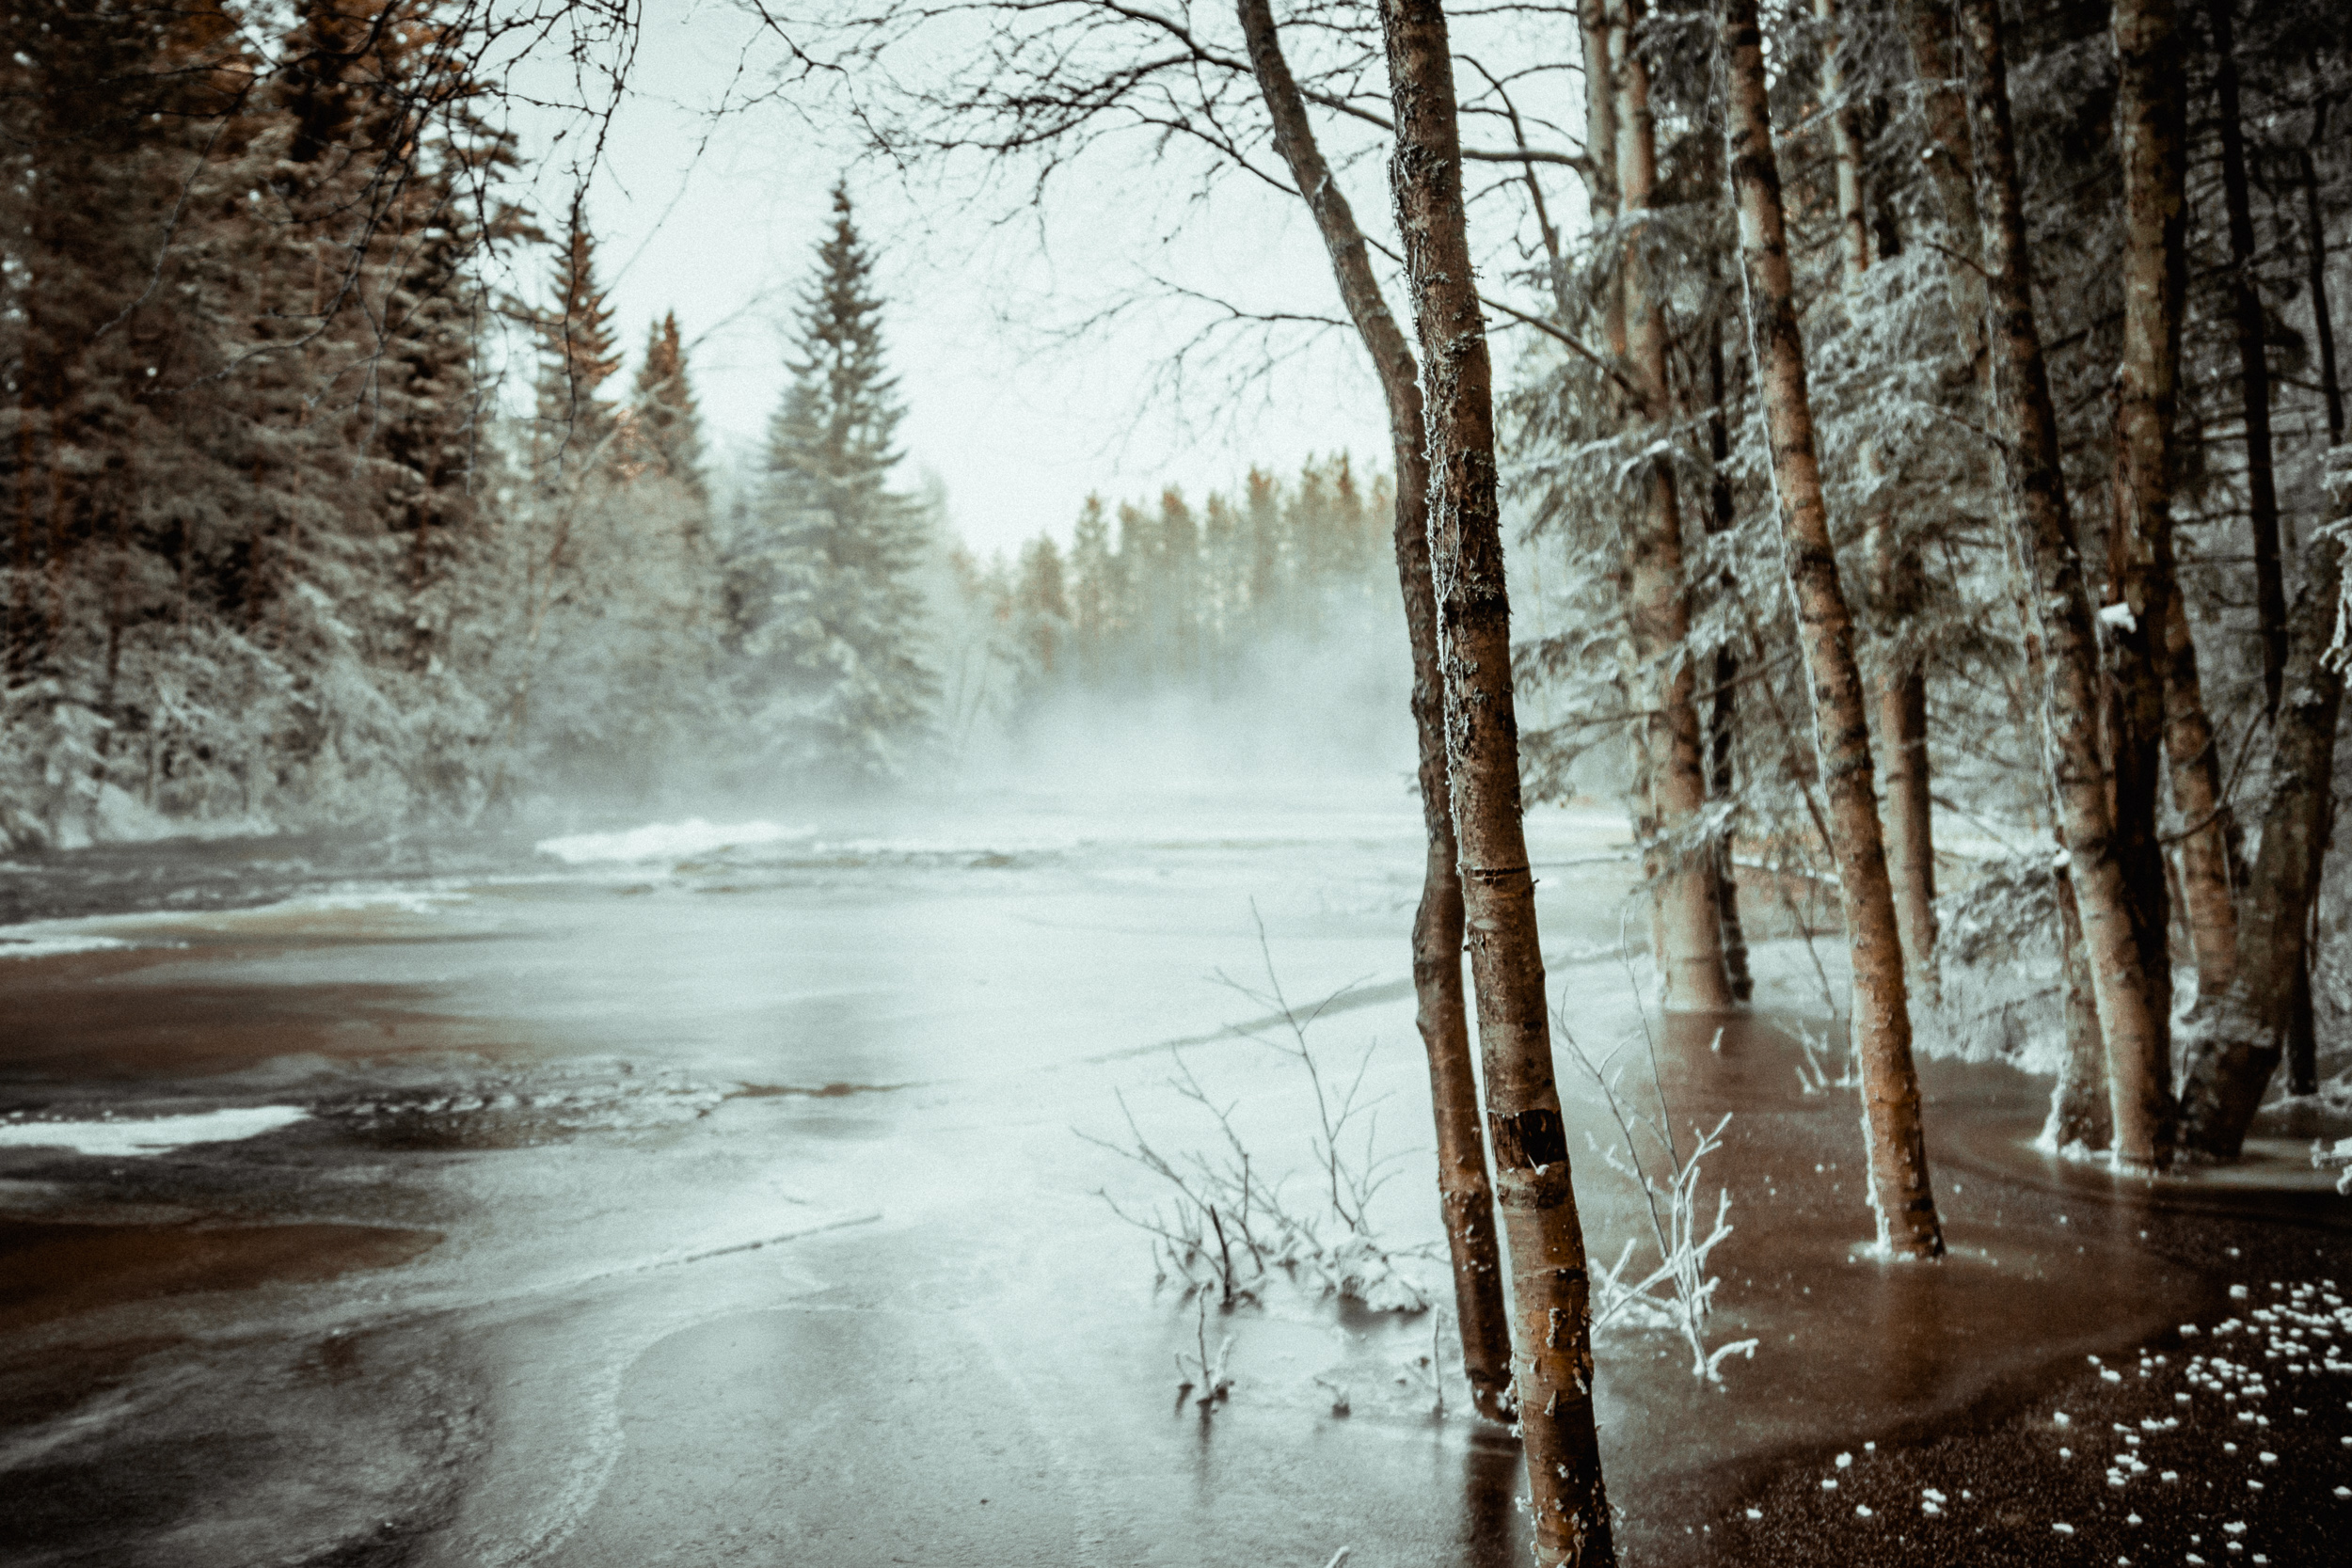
[2,792,2348,1567]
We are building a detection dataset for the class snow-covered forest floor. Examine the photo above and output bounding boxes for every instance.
[2,789,2347,1566]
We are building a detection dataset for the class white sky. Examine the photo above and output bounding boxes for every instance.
[512,0,1589,557]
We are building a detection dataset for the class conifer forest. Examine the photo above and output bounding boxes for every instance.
[5,2,2352,1565]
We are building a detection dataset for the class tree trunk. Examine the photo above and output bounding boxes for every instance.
[1897,0,1989,374]
[2300,116,2344,444]
[1706,319,1755,1003]
[2178,452,2350,1157]
[1723,0,1945,1259]
[1233,0,1512,1423]
[2109,0,2217,1155]
[1820,0,1939,990]
[2046,866,2115,1150]
[2203,0,2287,713]
[1613,0,1734,1012]
[1956,0,2173,1172]
[1379,0,1614,1557]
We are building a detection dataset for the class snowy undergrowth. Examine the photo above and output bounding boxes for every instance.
[1565,1010,1758,1385]
[1086,922,1435,1320]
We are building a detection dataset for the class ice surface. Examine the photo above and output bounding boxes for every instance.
[0,932,133,959]
[0,1104,308,1154]
[535,818,816,864]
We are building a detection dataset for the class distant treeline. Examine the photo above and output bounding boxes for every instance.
[941,456,1398,722]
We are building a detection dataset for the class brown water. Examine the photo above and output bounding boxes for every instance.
[1,800,2345,1567]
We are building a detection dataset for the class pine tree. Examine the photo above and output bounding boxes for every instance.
[1067,494,1116,681]
[629,311,708,499]
[1013,534,1071,682]
[536,198,624,483]
[729,182,937,784]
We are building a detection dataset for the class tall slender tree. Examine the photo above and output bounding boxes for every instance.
[1379,0,1614,1557]
[1234,0,1512,1424]
[1722,0,1944,1259]
[1954,0,2174,1173]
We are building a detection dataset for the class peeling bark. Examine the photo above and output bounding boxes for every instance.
[1378,0,1613,1556]
[1723,0,1944,1259]
[1956,0,2173,1174]
[1233,0,1512,1423]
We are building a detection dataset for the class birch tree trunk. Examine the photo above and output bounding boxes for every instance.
[1722,0,1944,1259]
[1707,314,1756,1002]
[2047,867,2115,1149]
[1232,0,1512,1422]
[1379,0,1614,1555]
[1819,0,1939,990]
[2178,452,2349,1158]
[1613,0,1734,1012]
[1956,0,2173,1171]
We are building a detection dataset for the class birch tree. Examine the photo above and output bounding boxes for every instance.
[1380,0,1614,1556]
[1721,0,1944,1259]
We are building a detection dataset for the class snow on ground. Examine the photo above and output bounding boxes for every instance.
[0,1104,309,1154]
[534,819,816,864]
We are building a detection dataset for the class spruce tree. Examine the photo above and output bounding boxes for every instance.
[730,182,937,784]
[1067,494,1116,681]
[630,312,708,499]
[536,198,624,483]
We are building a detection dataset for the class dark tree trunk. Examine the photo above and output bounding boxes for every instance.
[2303,124,2344,444]
[2105,0,2198,1167]
[1232,0,1513,1421]
[1379,0,1614,1557]
[2178,454,2350,1157]
[2203,0,2287,712]
[1724,0,1945,1258]
[1955,0,2172,1167]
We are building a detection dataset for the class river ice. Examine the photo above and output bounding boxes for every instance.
[2,786,2346,1567]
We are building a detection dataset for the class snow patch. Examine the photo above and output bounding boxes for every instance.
[0,932,135,960]
[0,1105,309,1155]
[535,818,815,865]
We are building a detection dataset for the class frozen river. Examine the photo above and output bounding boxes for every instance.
[3,787,2347,1566]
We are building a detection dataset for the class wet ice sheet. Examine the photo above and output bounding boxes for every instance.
[0,1104,307,1154]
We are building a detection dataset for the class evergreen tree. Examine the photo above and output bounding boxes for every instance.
[729,182,937,784]
[1013,534,1071,683]
[535,198,624,483]
[629,312,708,499]
[1067,494,1116,680]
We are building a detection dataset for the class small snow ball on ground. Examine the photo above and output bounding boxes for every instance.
[1854,1506,1872,1518]
[2056,1411,2072,1425]
[2053,1522,2075,1535]
[1836,1452,1852,1468]
[1820,1479,1838,1490]
[1744,1509,1762,1520]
